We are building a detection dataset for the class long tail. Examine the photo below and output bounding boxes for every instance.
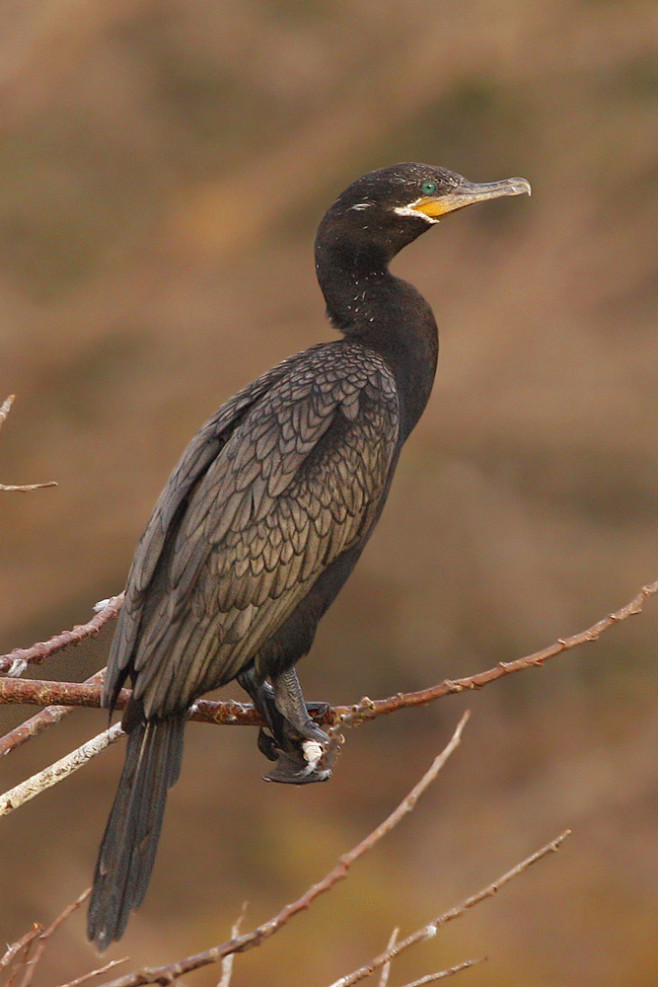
[87,713,186,951]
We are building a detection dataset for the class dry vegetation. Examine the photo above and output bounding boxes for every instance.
[1,1,657,984]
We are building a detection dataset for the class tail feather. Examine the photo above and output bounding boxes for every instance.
[87,714,186,951]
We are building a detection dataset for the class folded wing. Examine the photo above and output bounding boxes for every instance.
[105,342,399,718]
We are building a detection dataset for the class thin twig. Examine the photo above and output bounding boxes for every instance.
[377,929,399,987]
[0,723,124,817]
[400,958,485,986]
[0,481,58,492]
[94,714,469,987]
[327,830,570,987]
[16,890,90,987]
[0,594,124,675]
[217,904,248,987]
[0,925,42,972]
[336,579,658,729]
[52,958,130,987]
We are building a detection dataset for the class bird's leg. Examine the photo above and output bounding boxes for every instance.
[265,667,333,785]
[236,669,284,762]
[271,666,328,742]
[237,666,332,784]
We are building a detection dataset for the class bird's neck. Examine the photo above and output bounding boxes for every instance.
[316,243,438,439]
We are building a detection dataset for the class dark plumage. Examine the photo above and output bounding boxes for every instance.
[88,162,530,949]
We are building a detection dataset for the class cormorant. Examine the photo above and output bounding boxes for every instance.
[88,162,530,950]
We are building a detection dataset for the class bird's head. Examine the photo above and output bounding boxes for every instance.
[318,162,531,262]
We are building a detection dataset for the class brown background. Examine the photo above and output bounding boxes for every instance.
[1,1,658,984]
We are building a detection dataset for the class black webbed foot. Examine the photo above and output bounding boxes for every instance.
[263,739,333,784]
[238,667,333,784]
[257,710,333,782]
[265,668,333,783]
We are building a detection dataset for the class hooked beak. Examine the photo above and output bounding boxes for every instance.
[412,175,532,220]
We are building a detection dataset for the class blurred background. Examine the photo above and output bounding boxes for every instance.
[1,0,657,983]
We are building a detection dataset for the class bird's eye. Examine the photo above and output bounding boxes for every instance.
[421,180,437,196]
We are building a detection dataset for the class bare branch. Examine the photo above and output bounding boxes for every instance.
[0,677,262,728]
[217,905,247,987]
[0,595,124,675]
[400,958,486,986]
[0,480,58,492]
[16,889,90,987]
[0,395,58,492]
[94,714,469,987]
[328,831,570,987]
[0,678,116,709]
[377,929,399,987]
[0,924,42,972]
[427,831,570,925]
[2,580,656,737]
[52,958,130,987]
[0,670,106,758]
[1,900,127,987]
[337,579,658,729]
[0,724,124,817]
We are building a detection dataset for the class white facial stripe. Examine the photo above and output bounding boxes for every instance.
[393,199,438,223]
[350,202,373,211]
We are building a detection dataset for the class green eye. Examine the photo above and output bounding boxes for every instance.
[421,180,437,196]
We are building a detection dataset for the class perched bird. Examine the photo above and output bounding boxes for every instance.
[88,162,530,949]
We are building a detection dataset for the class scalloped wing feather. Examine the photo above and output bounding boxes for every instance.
[109,342,399,717]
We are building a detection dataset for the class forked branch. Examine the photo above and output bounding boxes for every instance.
[9,713,568,987]
[327,830,570,987]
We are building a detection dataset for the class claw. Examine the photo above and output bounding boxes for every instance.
[257,728,279,762]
